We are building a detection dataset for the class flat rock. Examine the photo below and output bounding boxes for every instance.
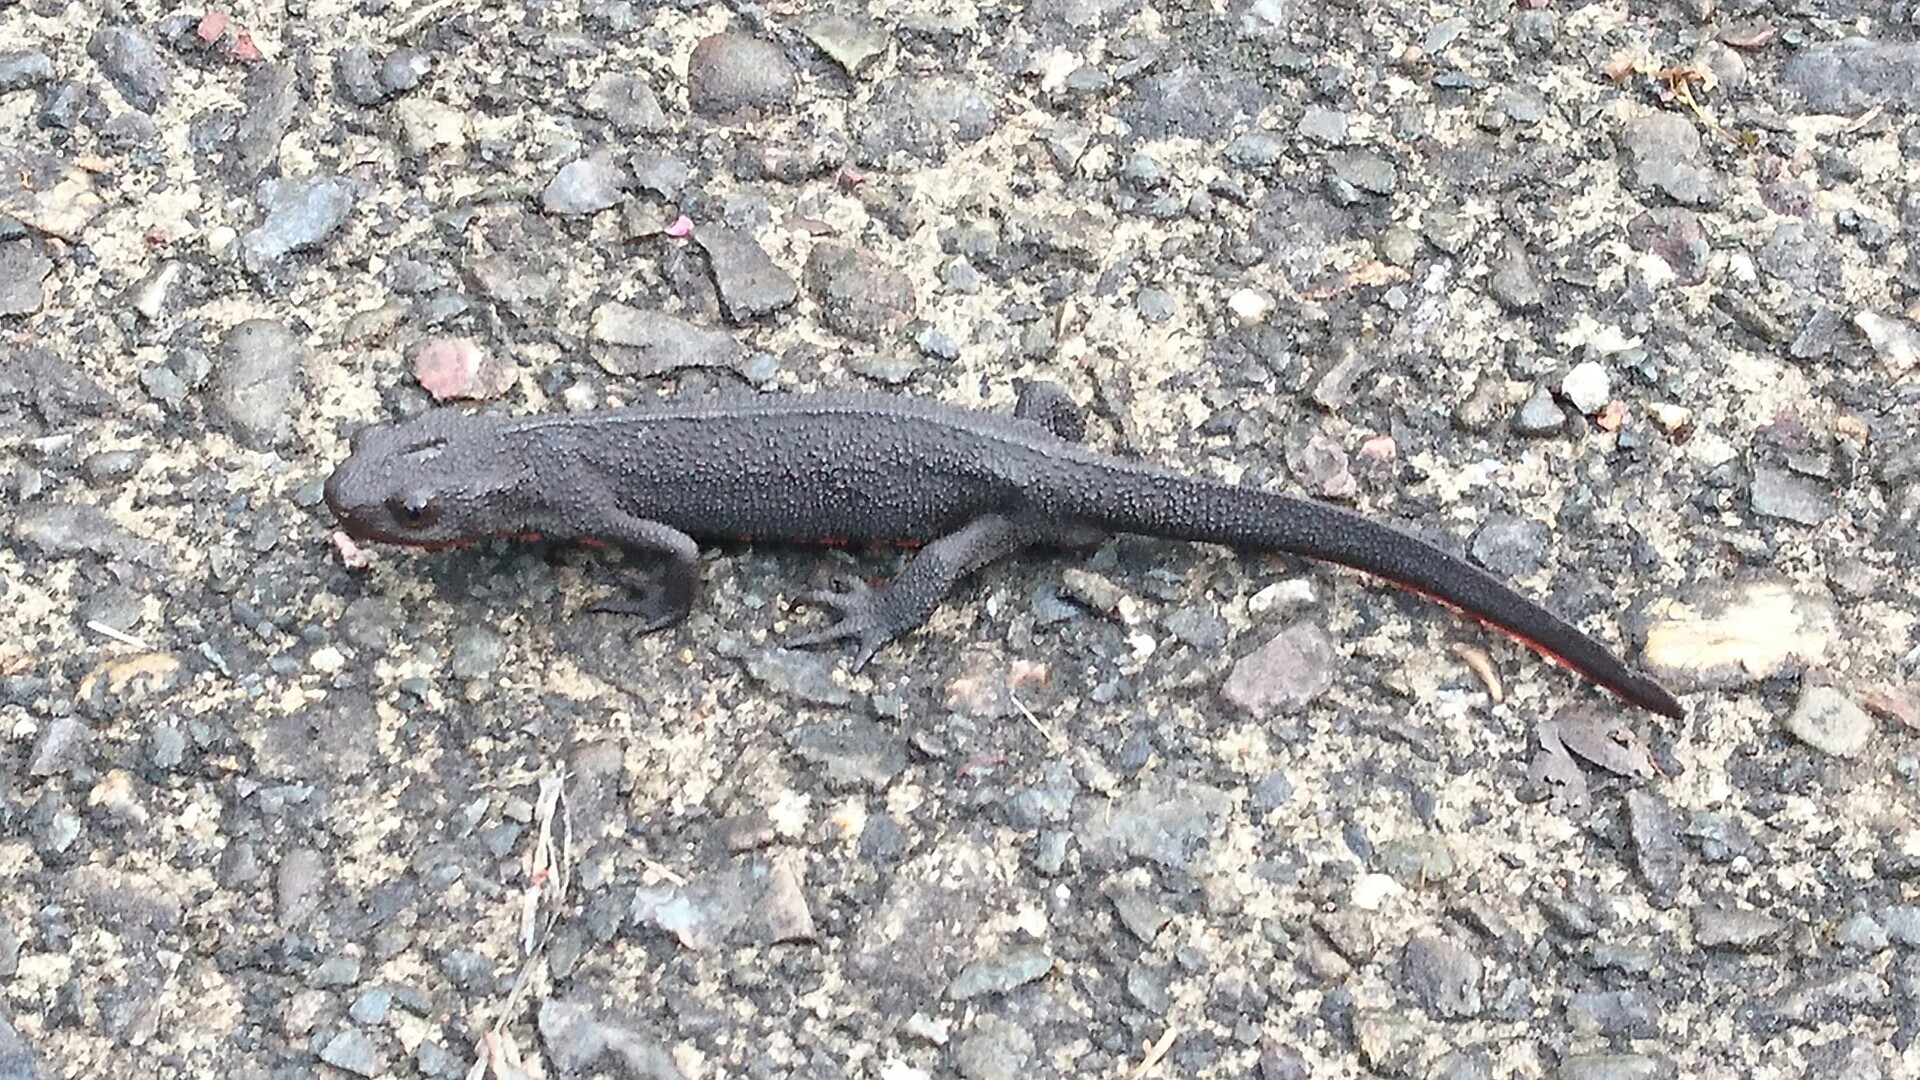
[1641,574,1838,688]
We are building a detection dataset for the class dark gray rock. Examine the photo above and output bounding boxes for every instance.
[0,1007,34,1080]
[1075,775,1231,871]
[348,988,391,1025]
[745,648,855,708]
[1225,131,1287,169]
[697,225,799,322]
[1750,465,1835,526]
[1489,234,1546,310]
[1626,790,1685,904]
[1377,836,1457,886]
[589,303,746,377]
[540,154,625,216]
[1119,66,1259,141]
[1470,514,1550,579]
[686,33,795,117]
[586,73,669,133]
[1626,208,1709,286]
[0,240,52,316]
[1,346,113,429]
[1331,151,1398,196]
[1789,307,1846,362]
[1881,905,1920,946]
[1783,39,1920,114]
[1512,385,1568,437]
[785,717,906,789]
[1771,970,1889,1026]
[1756,220,1841,294]
[1568,988,1658,1037]
[1298,105,1348,145]
[333,44,385,105]
[317,1028,382,1077]
[1398,934,1484,1018]
[28,717,89,778]
[1108,886,1172,944]
[949,946,1052,1000]
[628,151,691,200]
[1691,903,1784,950]
[87,26,168,112]
[1162,604,1229,650]
[241,173,356,274]
[13,502,160,566]
[222,62,297,186]
[802,242,915,340]
[852,75,995,165]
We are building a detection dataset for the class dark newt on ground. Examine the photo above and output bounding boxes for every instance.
[323,381,1685,719]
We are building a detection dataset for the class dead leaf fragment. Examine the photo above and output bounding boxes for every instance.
[78,652,182,699]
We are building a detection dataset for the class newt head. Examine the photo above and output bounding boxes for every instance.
[324,410,520,548]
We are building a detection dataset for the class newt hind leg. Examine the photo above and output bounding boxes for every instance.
[788,512,1043,669]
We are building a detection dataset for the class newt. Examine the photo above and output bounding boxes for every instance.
[323,382,1684,718]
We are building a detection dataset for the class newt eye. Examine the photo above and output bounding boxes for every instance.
[387,493,441,530]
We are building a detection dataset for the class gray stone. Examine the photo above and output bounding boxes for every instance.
[1331,151,1398,196]
[1512,385,1567,436]
[1076,776,1231,871]
[785,717,907,789]
[1783,39,1920,114]
[88,27,167,112]
[0,241,52,316]
[852,75,995,166]
[1398,934,1484,1018]
[540,155,625,216]
[1489,235,1546,310]
[242,173,356,273]
[802,241,914,340]
[1835,912,1888,951]
[948,947,1052,1000]
[1222,620,1336,720]
[687,34,795,117]
[1557,1055,1669,1080]
[0,50,52,92]
[317,1028,381,1077]
[211,318,305,449]
[1692,904,1784,950]
[1880,905,1920,946]
[952,1014,1034,1080]
[590,304,745,378]
[1783,684,1872,758]
[28,717,89,778]
[699,225,800,323]
[585,73,669,134]
[1298,105,1348,145]
[1470,514,1550,579]
[1750,465,1835,526]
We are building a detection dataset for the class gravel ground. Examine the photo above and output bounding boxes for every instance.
[4,1,1920,1078]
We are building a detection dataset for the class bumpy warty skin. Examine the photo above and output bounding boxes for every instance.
[325,392,1684,719]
